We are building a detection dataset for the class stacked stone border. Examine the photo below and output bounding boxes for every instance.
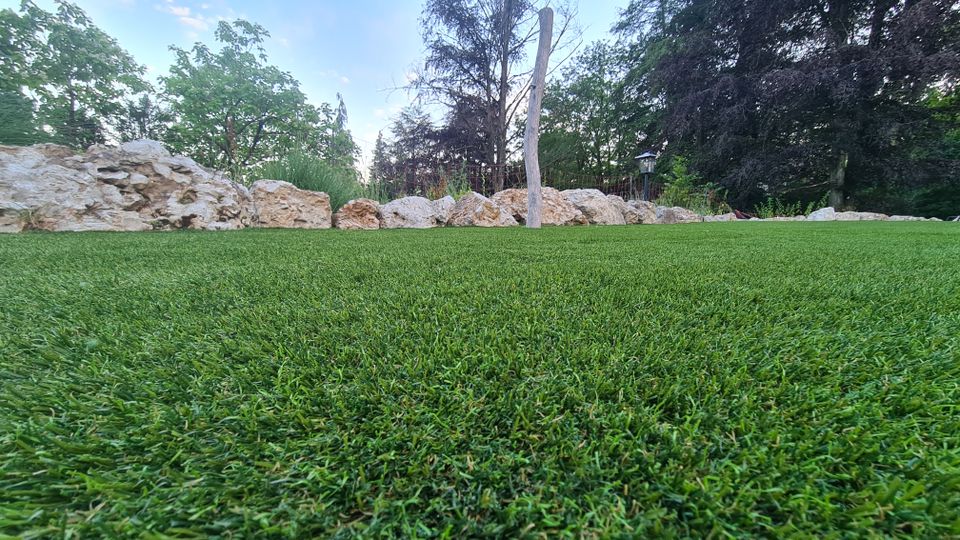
[0,141,948,234]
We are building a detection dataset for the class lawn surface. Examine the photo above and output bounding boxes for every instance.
[1,223,958,538]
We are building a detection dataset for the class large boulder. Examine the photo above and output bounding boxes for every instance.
[889,215,927,221]
[561,189,626,225]
[431,195,456,224]
[655,206,703,224]
[0,140,254,233]
[250,180,331,229]
[380,196,446,229]
[807,207,836,221]
[334,198,380,230]
[625,200,658,224]
[446,191,518,227]
[491,187,586,225]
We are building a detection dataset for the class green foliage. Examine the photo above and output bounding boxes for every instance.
[162,20,358,181]
[116,95,171,143]
[0,1,149,147]
[655,156,728,214]
[1,225,959,537]
[754,194,829,219]
[358,178,392,204]
[255,150,360,211]
[0,89,45,145]
[539,42,644,180]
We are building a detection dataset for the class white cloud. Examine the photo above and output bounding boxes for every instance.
[156,2,213,32]
[339,76,351,85]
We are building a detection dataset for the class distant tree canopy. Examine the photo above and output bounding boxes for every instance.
[0,0,150,147]
[536,0,959,214]
[411,0,573,192]
[162,21,357,178]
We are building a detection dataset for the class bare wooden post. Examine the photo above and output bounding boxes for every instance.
[524,7,553,229]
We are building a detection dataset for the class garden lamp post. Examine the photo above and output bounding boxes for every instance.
[634,151,657,201]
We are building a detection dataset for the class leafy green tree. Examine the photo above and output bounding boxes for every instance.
[163,20,357,179]
[1,1,149,147]
[539,42,651,184]
[117,95,171,142]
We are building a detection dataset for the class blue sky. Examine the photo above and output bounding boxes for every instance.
[3,0,629,169]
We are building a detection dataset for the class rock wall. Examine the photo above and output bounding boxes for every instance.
[0,142,948,233]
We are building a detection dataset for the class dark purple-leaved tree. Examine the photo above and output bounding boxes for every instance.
[616,0,959,210]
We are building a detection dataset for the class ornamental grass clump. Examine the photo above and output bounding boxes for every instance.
[256,150,360,211]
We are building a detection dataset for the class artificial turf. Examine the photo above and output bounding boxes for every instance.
[0,223,958,538]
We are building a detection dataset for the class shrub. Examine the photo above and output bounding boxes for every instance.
[255,151,360,211]
[754,194,829,218]
[655,156,729,214]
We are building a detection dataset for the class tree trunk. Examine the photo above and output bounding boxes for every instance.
[493,0,513,193]
[524,8,553,229]
[828,151,848,208]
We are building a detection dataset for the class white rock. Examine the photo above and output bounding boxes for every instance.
[561,189,626,225]
[655,206,703,224]
[807,207,837,221]
[431,195,456,224]
[0,141,254,233]
[889,215,926,221]
[446,191,518,227]
[625,200,658,224]
[118,139,171,159]
[834,211,887,221]
[761,215,807,221]
[703,212,738,222]
[380,196,445,229]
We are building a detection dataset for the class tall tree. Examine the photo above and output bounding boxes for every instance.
[384,105,443,196]
[616,0,960,209]
[415,0,572,192]
[1,1,150,147]
[163,20,356,178]
[539,41,649,182]
[117,95,171,142]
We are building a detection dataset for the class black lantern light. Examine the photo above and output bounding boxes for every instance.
[634,151,658,201]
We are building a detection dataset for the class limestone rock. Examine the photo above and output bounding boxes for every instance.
[491,187,586,225]
[561,189,626,225]
[655,206,703,224]
[0,140,254,233]
[834,211,888,221]
[807,207,837,221]
[431,196,456,224]
[889,215,926,221]
[625,200,658,224]
[250,180,331,229]
[446,191,518,227]
[761,215,807,221]
[703,212,738,222]
[380,196,445,229]
[334,198,380,230]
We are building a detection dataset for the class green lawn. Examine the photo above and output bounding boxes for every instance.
[1,223,958,538]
